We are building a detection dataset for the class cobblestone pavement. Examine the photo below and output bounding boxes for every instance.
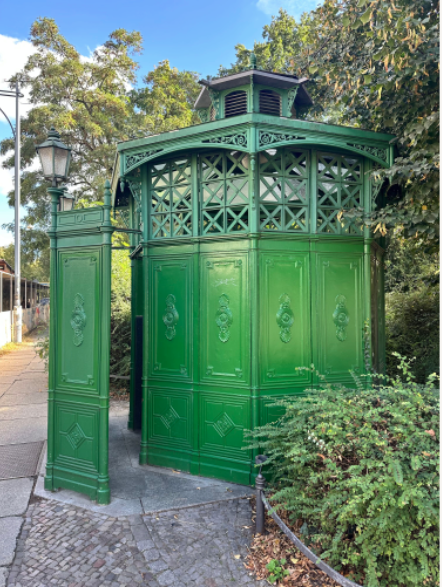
[7,496,267,587]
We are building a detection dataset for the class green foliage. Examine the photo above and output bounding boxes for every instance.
[225,1,439,248]
[265,558,290,584]
[386,289,439,383]
[384,233,439,382]
[250,363,439,587]
[35,331,50,372]
[110,250,131,380]
[0,243,49,282]
[130,60,201,134]
[1,19,200,280]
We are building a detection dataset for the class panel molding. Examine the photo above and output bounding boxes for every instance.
[200,254,249,384]
[260,251,311,387]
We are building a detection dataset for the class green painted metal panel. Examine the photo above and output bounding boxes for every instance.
[259,251,311,388]
[200,253,249,386]
[57,250,100,392]
[148,388,193,449]
[315,252,364,381]
[149,256,193,381]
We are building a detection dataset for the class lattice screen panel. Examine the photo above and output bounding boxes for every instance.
[316,152,363,235]
[200,152,249,234]
[150,158,193,239]
[259,148,309,232]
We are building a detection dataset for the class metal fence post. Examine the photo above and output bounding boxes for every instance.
[255,454,268,535]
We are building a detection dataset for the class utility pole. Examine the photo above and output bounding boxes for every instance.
[14,80,22,342]
[0,82,24,342]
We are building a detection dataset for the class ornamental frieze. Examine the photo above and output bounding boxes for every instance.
[259,131,306,148]
[202,133,248,147]
[125,149,164,172]
[347,143,387,163]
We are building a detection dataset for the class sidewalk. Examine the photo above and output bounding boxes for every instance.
[0,339,47,586]
[0,342,266,587]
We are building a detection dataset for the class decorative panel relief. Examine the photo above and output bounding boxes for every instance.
[316,253,363,379]
[200,394,250,458]
[260,252,311,386]
[57,250,100,392]
[148,389,192,448]
[200,254,249,385]
[150,257,192,379]
[54,402,99,472]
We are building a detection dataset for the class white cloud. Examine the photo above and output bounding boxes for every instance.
[256,0,318,16]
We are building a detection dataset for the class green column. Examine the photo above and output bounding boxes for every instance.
[97,181,113,504]
[45,186,62,491]
[45,181,113,504]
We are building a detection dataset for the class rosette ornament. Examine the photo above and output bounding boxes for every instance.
[215,294,233,343]
[333,295,350,341]
[276,294,294,343]
[163,294,179,341]
[71,293,86,347]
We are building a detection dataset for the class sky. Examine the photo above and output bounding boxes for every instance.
[0,0,318,247]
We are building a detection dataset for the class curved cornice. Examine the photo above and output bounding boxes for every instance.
[116,115,394,189]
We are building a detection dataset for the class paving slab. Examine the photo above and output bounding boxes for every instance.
[0,403,46,420]
[0,517,23,566]
[0,378,17,385]
[0,393,46,406]
[0,417,47,445]
[0,478,33,517]
[3,380,47,394]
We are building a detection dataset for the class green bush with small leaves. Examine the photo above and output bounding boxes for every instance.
[250,359,439,587]
[110,250,131,384]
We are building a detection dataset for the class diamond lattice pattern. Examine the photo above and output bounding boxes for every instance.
[259,149,309,232]
[200,152,249,234]
[150,158,192,239]
[317,152,362,235]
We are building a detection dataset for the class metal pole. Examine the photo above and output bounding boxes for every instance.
[0,272,3,312]
[13,80,22,342]
[255,471,267,534]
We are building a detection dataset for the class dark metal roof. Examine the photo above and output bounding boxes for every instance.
[194,70,312,109]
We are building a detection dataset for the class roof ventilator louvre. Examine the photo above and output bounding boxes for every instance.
[224,91,248,118]
[259,90,281,116]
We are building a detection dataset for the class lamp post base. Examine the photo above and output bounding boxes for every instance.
[13,304,22,343]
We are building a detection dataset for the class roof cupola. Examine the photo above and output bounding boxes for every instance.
[194,53,313,122]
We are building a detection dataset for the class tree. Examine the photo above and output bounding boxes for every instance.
[1,18,201,281]
[224,3,439,248]
[130,60,201,134]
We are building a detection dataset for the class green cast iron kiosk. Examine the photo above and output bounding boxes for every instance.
[112,60,394,486]
[44,58,394,503]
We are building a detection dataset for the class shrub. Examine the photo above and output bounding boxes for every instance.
[384,232,439,384]
[386,288,439,383]
[110,250,131,383]
[251,361,439,587]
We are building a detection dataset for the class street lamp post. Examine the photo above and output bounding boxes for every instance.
[0,82,24,342]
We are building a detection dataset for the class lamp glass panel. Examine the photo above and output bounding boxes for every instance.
[63,197,74,211]
[38,147,54,177]
[53,147,68,177]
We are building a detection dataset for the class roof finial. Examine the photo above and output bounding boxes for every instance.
[249,52,257,70]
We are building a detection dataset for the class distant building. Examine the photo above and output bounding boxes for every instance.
[0,259,14,274]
